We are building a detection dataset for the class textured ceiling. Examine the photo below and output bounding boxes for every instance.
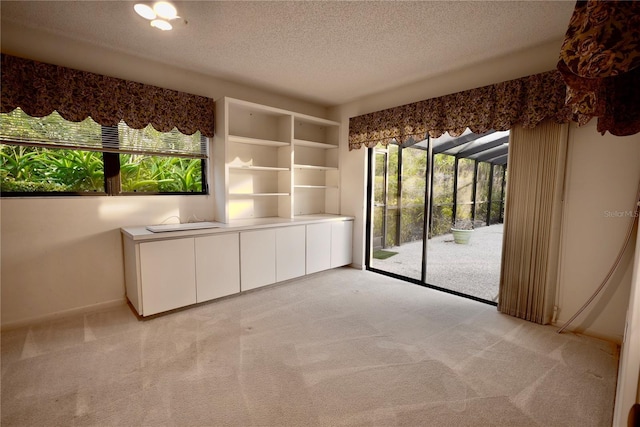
[1,1,575,106]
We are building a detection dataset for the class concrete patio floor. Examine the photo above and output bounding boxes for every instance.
[370,223,504,302]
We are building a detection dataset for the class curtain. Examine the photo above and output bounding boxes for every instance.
[557,0,640,136]
[0,54,215,137]
[348,70,571,150]
[498,120,568,324]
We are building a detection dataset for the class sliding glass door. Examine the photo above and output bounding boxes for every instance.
[370,143,427,281]
[367,130,508,304]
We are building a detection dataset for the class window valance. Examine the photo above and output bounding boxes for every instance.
[0,54,215,138]
[557,0,640,137]
[348,70,571,150]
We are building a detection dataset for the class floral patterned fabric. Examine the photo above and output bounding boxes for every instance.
[0,54,215,137]
[349,70,571,150]
[557,0,640,136]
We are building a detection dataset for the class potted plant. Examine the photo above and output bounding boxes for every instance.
[451,219,474,244]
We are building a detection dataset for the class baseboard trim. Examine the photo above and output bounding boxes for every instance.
[551,319,623,345]
[1,297,127,331]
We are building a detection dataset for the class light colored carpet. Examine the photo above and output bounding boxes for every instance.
[1,268,618,426]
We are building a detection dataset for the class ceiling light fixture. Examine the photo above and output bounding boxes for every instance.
[153,2,177,20]
[134,1,184,31]
[134,3,155,20]
[150,19,173,31]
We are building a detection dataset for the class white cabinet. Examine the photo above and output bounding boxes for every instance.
[240,229,276,291]
[139,238,197,316]
[331,220,353,268]
[306,222,332,274]
[214,97,340,222]
[306,220,353,273]
[195,233,240,302]
[124,233,240,316]
[276,225,306,282]
[122,216,352,317]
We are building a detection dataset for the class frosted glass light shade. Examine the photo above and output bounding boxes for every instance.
[134,4,156,20]
[153,2,178,20]
[150,19,172,31]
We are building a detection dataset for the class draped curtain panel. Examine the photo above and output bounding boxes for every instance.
[348,70,571,150]
[498,121,569,324]
[0,54,215,137]
[557,0,640,136]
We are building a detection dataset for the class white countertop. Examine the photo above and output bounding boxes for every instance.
[121,214,354,241]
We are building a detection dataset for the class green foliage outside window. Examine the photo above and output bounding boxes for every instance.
[0,109,204,194]
[373,144,429,247]
[400,146,427,243]
[119,154,202,193]
[372,142,506,248]
[0,145,104,192]
[431,153,455,236]
[0,145,203,193]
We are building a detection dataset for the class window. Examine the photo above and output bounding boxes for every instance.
[0,108,207,195]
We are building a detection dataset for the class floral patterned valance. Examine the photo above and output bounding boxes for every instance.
[0,54,215,137]
[349,70,571,150]
[557,0,640,137]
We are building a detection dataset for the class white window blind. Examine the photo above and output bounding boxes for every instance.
[0,108,207,159]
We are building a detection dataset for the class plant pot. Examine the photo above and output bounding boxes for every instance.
[451,228,473,244]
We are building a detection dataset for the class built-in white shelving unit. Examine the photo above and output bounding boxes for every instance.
[214,97,341,222]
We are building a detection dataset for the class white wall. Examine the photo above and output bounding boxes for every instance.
[555,121,640,342]
[0,23,329,327]
[1,196,213,326]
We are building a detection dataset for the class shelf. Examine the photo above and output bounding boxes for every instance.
[293,139,338,149]
[229,98,294,119]
[229,165,290,172]
[229,192,290,197]
[294,114,340,127]
[294,164,338,171]
[229,135,289,147]
[216,97,341,223]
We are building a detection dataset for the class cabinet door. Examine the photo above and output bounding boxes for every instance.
[139,238,196,316]
[306,222,332,274]
[276,225,306,282]
[331,221,353,268]
[123,237,142,315]
[195,233,240,303]
[240,229,276,291]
